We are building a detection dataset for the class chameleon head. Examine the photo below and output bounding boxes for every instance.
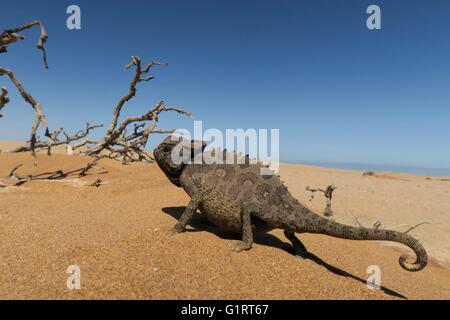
[154,136,207,187]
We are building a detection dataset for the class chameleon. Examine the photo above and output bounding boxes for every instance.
[154,136,428,272]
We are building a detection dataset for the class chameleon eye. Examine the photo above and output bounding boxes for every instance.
[163,146,172,153]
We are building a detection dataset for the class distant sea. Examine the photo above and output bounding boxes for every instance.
[294,161,450,178]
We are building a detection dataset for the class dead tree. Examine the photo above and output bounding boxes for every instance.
[0,20,51,154]
[85,56,191,163]
[9,123,103,155]
[306,184,337,217]
[2,23,190,162]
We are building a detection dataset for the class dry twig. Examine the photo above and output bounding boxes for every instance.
[10,123,103,155]
[1,157,106,187]
[306,184,337,217]
[89,178,103,188]
[403,222,431,234]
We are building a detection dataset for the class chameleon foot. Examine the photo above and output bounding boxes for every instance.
[231,241,252,252]
[167,225,184,237]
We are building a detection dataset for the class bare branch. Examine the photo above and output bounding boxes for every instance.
[72,139,98,151]
[1,20,50,155]
[8,164,23,177]
[79,156,104,177]
[0,67,50,153]
[106,56,165,135]
[0,164,24,188]
[7,164,32,185]
[351,214,363,227]
[0,20,49,68]
[0,67,52,154]
[373,221,382,229]
[350,216,430,235]
[0,87,9,117]
[404,222,431,235]
[9,123,102,155]
[306,184,337,217]
[85,56,191,163]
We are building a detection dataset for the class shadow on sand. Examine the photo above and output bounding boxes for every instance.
[6,163,108,186]
[162,206,407,300]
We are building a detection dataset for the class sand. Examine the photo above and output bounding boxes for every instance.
[1,141,450,299]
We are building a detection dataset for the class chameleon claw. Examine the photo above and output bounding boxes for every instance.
[231,241,252,253]
[167,226,183,237]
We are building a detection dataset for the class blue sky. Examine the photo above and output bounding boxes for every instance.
[1,0,449,174]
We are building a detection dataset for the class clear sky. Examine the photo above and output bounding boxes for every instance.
[1,0,449,174]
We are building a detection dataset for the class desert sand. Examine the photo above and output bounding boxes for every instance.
[1,141,450,299]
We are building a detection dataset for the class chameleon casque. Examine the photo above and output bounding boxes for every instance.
[154,136,428,272]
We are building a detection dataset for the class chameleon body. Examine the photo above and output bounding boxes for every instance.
[154,136,428,272]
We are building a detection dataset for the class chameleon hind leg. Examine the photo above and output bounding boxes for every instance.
[284,230,309,257]
[232,205,254,252]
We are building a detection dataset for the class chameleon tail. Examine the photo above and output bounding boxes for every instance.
[298,210,428,272]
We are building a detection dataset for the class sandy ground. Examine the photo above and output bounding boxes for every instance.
[1,142,450,299]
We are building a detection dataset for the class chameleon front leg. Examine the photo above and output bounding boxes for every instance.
[232,206,254,252]
[169,196,201,235]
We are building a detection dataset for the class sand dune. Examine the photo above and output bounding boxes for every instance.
[1,143,450,299]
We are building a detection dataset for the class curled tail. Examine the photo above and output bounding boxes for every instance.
[298,210,428,272]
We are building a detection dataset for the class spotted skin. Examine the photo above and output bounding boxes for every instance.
[154,137,428,272]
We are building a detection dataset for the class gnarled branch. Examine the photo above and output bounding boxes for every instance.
[0,20,50,155]
[306,184,337,217]
[0,67,51,153]
[85,56,191,163]
[10,123,103,155]
[0,87,9,117]
[0,20,48,68]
